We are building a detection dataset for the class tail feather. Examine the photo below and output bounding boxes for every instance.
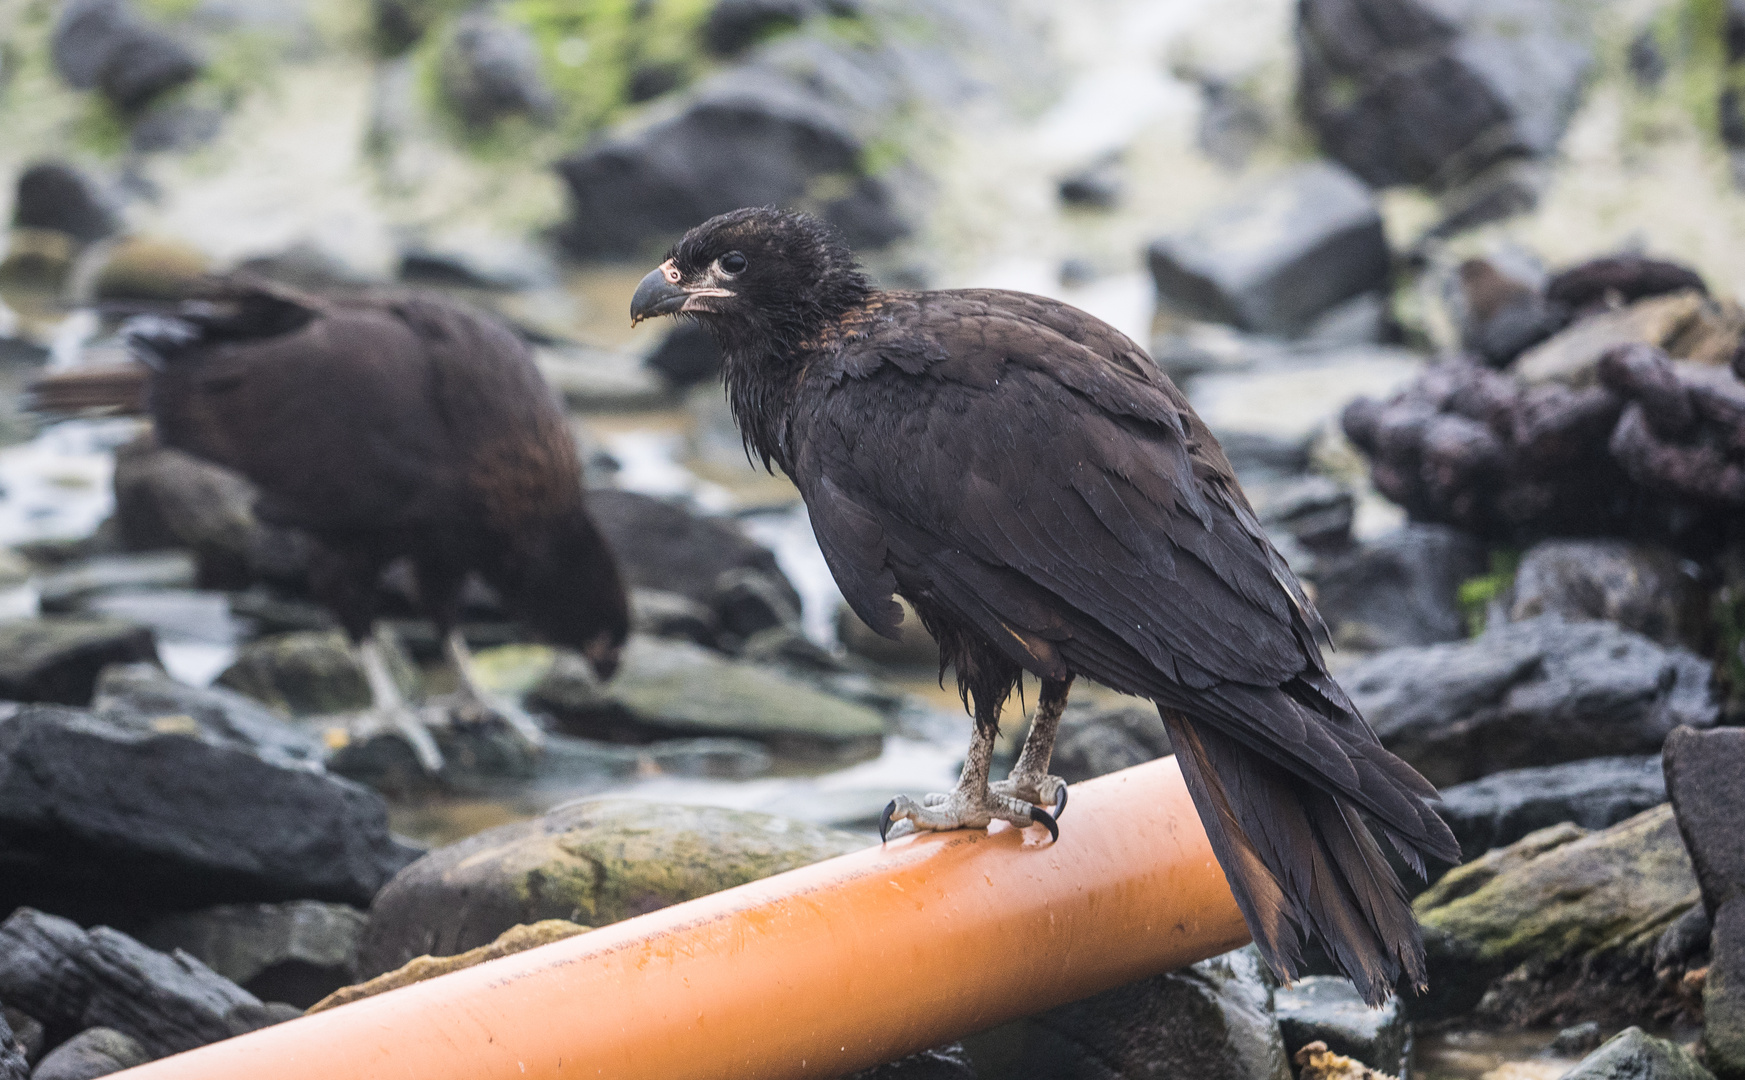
[26,363,150,416]
[1161,707,1431,1004]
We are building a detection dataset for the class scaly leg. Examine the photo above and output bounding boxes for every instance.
[445,629,547,751]
[352,629,445,774]
[990,675,1074,819]
[880,711,1059,843]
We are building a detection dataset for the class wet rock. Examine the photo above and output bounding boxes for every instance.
[2,1007,41,1067]
[836,596,939,669]
[310,919,586,1013]
[529,636,885,759]
[136,901,367,1009]
[1664,726,1745,914]
[1050,702,1172,785]
[1197,79,1270,171]
[360,800,863,976]
[1456,258,1566,367]
[0,908,272,1057]
[1147,162,1387,337]
[1436,755,1667,862]
[710,566,802,641]
[12,163,117,244]
[52,0,202,111]
[1516,291,1745,387]
[1297,0,1591,189]
[1343,615,1716,787]
[536,344,673,412]
[844,1045,976,1079]
[0,705,421,917]
[29,1027,149,1080]
[704,0,821,55]
[1057,155,1122,209]
[93,662,325,771]
[216,631,399,718]
[0,618,158,706]
[1412,805,1701,1026]
[37,553,197,613]
[0,1010,23,1080]
[398,231,557,291]
[1508,539,1704,647]
[1549,255,1709,315]
[1274,977,1408,1076]
[438,12,554,132]
[1561,1027,1714,1080]
[1551,1021,1605,1056]
[1307,524,1486,650]
[993,947,1289,1080]
[1254,475,1355,551]
[643,323,723,390]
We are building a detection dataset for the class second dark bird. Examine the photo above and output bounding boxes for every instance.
[32,278,630,772]
[631,207,1460,1005]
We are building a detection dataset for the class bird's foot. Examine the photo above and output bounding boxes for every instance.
[990,771,1069,821]
[349,705,446,775]
[880,787,1058,843]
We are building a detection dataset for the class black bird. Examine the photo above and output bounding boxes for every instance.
[630,208,1460,1003]
[33,278,630,771]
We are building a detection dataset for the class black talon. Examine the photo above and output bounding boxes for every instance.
[879,799,898,843]
[1029,806,1059,842]
[1053,785,1068,820]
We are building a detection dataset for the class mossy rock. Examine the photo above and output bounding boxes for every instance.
[359,799,865,975]
[217,631,417,717]
[88,236,211,302]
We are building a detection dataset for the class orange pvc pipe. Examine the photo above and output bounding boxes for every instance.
[114,756,1248,1080]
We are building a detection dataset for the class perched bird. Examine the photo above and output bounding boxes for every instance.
[630,208,1460,1003]
[32,278,629,771]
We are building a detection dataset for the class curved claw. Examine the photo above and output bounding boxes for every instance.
[1029,805,1059,843]
[1053,784,1069,821]
[879,799,898,844]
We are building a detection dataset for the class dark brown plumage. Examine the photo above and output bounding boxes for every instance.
[631,207,1459,1004]
[33,278,629,765]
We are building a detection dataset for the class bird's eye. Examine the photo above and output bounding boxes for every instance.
[719,252,747,276]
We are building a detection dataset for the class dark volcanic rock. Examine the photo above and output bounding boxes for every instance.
[1548,255,1708,315]
[1296,0,1591,189]
[1274,976,1408,1076]
[1308,524,1486,649]
[93,662,325,771]
[0,908,271,1057]
[1663,725,1745,915]
[438,12,554,131]
[12,163,117,243]
[1435,755,1667,862]
[1147,162,1387,337]
[137,901,366,1009]
[1560,1026,1715,1080]
[52,0,201,111]
[843,1045,975,1079]
[643,323,723,389]
[0,618,158,705]
[1342,615,1716,786]
[0,705,420,917]
[1508,539,1704,646]
[29,1027,149,1080]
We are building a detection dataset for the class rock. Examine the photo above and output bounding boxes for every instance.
[52,0,201,111]
[0,705,421,917]
[703,0,820,55]
[37,552,197,613]
[1457,258,1566,367]
[1057,155,1122,209]
[1253,475,1355,551]
[398,230,557,291]
[0,1011,23,1080]
[216,631,397,718]
[1436,755,1667,862]
[997,947,1289,1080]
[2,1007,41,1067]
[843,1045,976,1079]
[1197,79,1270,171]
[1664,726,1745,914]
[1516,291,1745,386]
[1291,1041,1394,1080]
[1710,899,1745,1080]
[91,663,325,772]
[438,12,554,132]
[361,800,864,976]
[643,323,723,390]
[555,37,915,258]
[12,163,117,244]
[1147,162,1387,338]
[589,490,802,628]
[29,1027,150,1080]
[630,588,719,646]
[136,901,368,1009]
[1551,1021,1605,1056]
[0,908,270,1057]
[535,344,673,412]
[1050,702,1172,785]
[1508,539,1704,646]
[1297,0,1591,189]
[1560,1027,1715,1080]
[1412,805,1702,1025]
[1343,615,1716,787]
[1307,525,1486,650]
[0,618,158,706]
[529,636,885,759]
[1548,255,1709,314]
[836,596,939,669]
[309,919,587,1014]
[1274,977,1409,1076]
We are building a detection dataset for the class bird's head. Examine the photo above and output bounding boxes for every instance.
[630,207,870,355]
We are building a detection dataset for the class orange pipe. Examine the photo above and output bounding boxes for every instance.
[114,756,1248,1079]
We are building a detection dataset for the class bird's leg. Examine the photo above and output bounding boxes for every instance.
[990,675,1074,819]
[881,706,1059,843]
[444,628,546,751]
[353,629,445,774]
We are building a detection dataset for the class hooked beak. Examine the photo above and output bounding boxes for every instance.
[630,265,689,325]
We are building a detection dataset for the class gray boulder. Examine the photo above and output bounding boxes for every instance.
[1308,524,1487,650]
[1273,976,1408,1076]
[1710,900,1745,1080]
[136,901,367,1009]
[92,662,325,772]
[1343,614,1716,786]
[52,0,201,111]
[0,618,158,705]
[1559,1027,1715,1080]
[12,163,117,244]
[704,0,837,56]
[0,1010,23,1080]
[29,1028,149,1080]
[1509,539,1704,647]
[438,12,554,131]
[1297,0,1592,189]
[0,705,421,918]
[214,631,384,718]
[0,908,270,1058]
[1436,755,1667,861]
[1146,162,1387,337]
[2,1008,40,1069]
[36,553,197,613]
